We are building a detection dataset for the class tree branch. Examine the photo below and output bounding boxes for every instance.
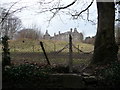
[50,0,77,11]
[116,19,120,21]
[47,0,77,23]
[0,1,18,24]
[72,0,94,19]
[0,1,26,24]
[10,6,26,14]
[116,0,120,5]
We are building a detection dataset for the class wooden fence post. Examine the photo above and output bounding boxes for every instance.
[78,45,79,53]
[14,43,15,52]
[32,45,34,52]
[54,43,56,52]
[40,41,50,65]
[69,34,73,73]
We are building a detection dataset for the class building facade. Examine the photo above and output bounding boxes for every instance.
[43,28,83,42]
[84,36,95,44]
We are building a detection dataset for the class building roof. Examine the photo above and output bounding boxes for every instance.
[44,30,50,36]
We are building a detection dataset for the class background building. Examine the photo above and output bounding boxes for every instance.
[43,28,83,42]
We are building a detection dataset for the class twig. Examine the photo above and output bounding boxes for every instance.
[72,0,94,19]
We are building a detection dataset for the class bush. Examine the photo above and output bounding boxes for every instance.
[51,64,69,73]
[3,63,52,88]
[50,64,79,73]
[98,61,120,87]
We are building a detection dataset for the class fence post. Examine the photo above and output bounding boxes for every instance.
[32,45,34,52]
[14,43,15,52]
[69,34,73,73]
[78,45,79,53]
[54,43,56,52]
[40,41,50,65]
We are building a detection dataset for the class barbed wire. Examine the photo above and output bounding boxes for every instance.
[50,43,94,54]
[55,44,69,54]
[72,44,93,54]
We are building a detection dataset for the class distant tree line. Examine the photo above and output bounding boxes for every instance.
[0,7,43,41]
[15,28,43,40]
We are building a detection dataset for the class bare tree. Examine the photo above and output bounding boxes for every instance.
[15,26,43,40]
[29,23,43,39]
[0,1,26,24]
[0,7,22,39]
[38,0,94,23]
[0,0,27,40]
[0,1,26,68]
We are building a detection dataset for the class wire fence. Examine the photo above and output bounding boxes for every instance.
[7,39,94,68]
[1,38,120,69]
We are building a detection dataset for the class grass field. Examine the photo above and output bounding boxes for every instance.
[1,39,94,67]
[8,39,94,53]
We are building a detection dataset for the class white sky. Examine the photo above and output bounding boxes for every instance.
[1,0,97,38]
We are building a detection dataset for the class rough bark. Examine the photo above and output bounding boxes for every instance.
[92,2,118,64]
[2,35,11,68]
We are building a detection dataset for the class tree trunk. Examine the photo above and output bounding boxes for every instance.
[92,1,118,64]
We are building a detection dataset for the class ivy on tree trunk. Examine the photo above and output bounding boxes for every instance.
[2,35,11,68]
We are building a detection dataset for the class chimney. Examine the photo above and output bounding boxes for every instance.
[70,28,72,32]
[59,31,60,35]
[74,28,77,33]
[54,33,56,36]
[46,30,48,34]
[74,28,77,31]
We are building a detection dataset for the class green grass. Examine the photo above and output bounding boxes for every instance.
[10,52,92,67]
[73,58,90,65]
[9,39,42,52]
[8,39,94,53]
[1,39,94,66]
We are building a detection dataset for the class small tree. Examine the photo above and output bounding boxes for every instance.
[0,8,22,40]
[2,35,11,68]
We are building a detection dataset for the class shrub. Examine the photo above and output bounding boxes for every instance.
[51,64,69,73]
[98,61,120,87]
[3,63,52,88]
[51,64,79,73]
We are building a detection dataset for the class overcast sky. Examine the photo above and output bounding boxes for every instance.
[1,0,97,38]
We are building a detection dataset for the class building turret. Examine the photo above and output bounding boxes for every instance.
[59,31,61,35]
[43,30,51,40]
[54,33,56,36]
[45,30,50,35]
[70,28,72,32]
[74,28,78,33]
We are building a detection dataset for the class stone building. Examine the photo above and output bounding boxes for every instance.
[43,28,83,42]
[84,36,95,44]
[43,30,51,40]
